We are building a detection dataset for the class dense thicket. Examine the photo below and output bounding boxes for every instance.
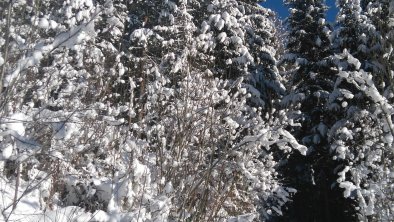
[0,0,304,221]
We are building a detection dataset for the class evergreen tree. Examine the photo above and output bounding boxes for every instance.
[359,0,393,92]
[332,0,365,54]
[328,0,394,220]
[193,0,285,108]
[279,0,356,221]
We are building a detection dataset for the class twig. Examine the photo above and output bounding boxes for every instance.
[0,0,13,95]
[12,163,20,212]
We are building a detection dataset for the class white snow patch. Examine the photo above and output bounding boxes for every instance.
[217,32,227,43]
[5,113,27,136]
[0,54,4,66]
[1,143,13,160]
[339,181,358,198]
[38,18,50,29]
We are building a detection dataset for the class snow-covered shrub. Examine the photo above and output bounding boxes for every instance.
[0,0,304,221]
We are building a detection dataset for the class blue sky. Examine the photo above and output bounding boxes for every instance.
[261,0,338,22]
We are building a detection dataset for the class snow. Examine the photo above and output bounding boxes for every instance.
[4,50,43,86]
[278,129,308,155]
[281,93,306,106]
[207,4,214,12]
[346,53,361,70]
[234,47,254,65]
[4,15,99,87]
[339,88,354,99]
[3,0,393,220]
[0,54,4,66]
[231,36,243,45]
[132,159,148,178]
[216,18,225,30]
[0,176,43,221]
[217,32,227,43]
[131,28,153,44]
[335,145,348,159]
[31,207,101,222]
[164,182,174,194]
[318,18,326,25]
[49,20,58,29]
[338,70,349,79]
[340,127,353,140]
[337,166,350,183]
[224,116,240,129]
[201,21,210,33]
[227,213,256,222]
[1,143,13,160]
[0,178,117,222]
[38,18,50,29]
[169,14,175,24]
[53,122,79,140]
[384,133,393,144]
[339,181,358,198]
[5,113,27,136]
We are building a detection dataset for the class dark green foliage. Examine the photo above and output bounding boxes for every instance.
[278,0,357,220]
